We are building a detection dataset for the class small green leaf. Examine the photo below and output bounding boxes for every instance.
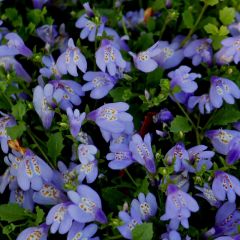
[146,68,163,86]
[2,223,16,235]
[0,204,30,223]
[182,10,194,29]
[212,106,240,126]
[135,178,149,196]
[218,26,229,36]
[11,101,26,121]
[170,115,192,133]
[205,0,219,6]
[34,206,45,226]
[110,87,125,102]
[219,7,235,25]
[7,121,26,139]
[132,223,153,240]
[204,23,218,35]
[47,132,64,165]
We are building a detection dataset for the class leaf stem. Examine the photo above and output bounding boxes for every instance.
[124,169,138,187]
[27,129,54,169]
[180,2,208,47]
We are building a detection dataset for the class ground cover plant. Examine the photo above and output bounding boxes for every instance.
[1,0,240,239]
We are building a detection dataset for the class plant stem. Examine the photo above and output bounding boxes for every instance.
[27,129,54,169]
[124,169,138,187]
[159,17,170,39]
[180,2,208,47]
[107,235,123,240]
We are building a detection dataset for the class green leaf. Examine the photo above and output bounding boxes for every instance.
[3,8,23,28]
[146,68,163,86]
[204,23,218,35]
[147,17,156,32]
[205,0,219,6]
[47,132,64,165]
[132,223,153,240]
[34,206,45,226]
[7,121,26,139]
[212,106,240,126]
[2,223,16,235]
[11,101,26,121]
[110,87,125,102]
[0,204,30,223]
[135,178,149,196]
[182,10,194,29]
[219,7,235,25]
[218,26,229,36]
[170,115,192,133]
[135,33,154,51]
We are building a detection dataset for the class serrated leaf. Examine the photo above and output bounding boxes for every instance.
[34,206,45,225]
[11,101,26,121]
[212,106,240,126]
[7,121,26,139]
[170,115,192,133]
[47,132,64,165]
[0,204,30,223]
[219,7,235,25]
[182,10,194,29]
[218,26,229,36]
[132,223,153,240]
[204,23,218,35]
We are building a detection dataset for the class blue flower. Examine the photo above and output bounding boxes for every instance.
[122,9,144,29]
[56,38,87,76]
[67,185,107,224]
[131,192,158,221]
[184,38,213,66]
[129,41,162,73]
[212,171,240,203]
[78,144,97,164]
[153,108,173,123]
[46,202,73,234]
[188,94,214,114]
[17,149,53,191]
[17,224,49,240]
[160,184,199,230]
[209,76,240,108]
[129,133,156,174]
[226,137,240,165]
[82,71,117,99]
[67,222,99,240]
[205,129,240,155]
[95,39,126,76]
[36,25,58,46]
[40,55,61,79]
[67,108,86,138]
[77,160,98,184]
[32,0,48,9]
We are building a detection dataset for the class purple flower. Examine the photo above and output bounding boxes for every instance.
[17,149,53,191]
[40,55,61,79]
[33,84,55,129]
[129,133,156,174]
[212,171,240,203]
[87,102,133,136]
[33,183,67,205]
[209,76,240,108]
[129,41,162,73]
[0,114,16,153]
[168,65,200,94]
[153,108,173,124]
[56,38,87,76]
[5,32,33,57]
[226,137,240,165]
[164,143,194,173]
[106,143,134,170]
[67,222,99,240]
[205,129,240,155]
[36,25,58,46]
[122,9,144,29]
[187,145,214,172]
[49,80,84,110]
[55,23,69,53]
[184,38,212,66]
[215,47,234,65]
[32,0,48,9]
[195,183,221,207]
[46,202,73,234]
[77,160,98,184]
[95,39,126,76]
[67,185,107,224]
[10,188,34,211]
[82,71,117,99]
[17,224,49,240]
[188,94,214,114]
[0,56,31,82]
[78,144,97,164]
[219,36,240,64]
[67,108,86,137]
[131,192,158,221]
[152,38,184,69]
[117,208,142,239]
[160,184,199,230]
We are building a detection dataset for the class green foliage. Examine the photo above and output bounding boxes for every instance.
[7,121,26,139]
[132,223,153,240]
[47,132,64,166]
[182,10,194,29]
[170,115,192,133]
[219,7,235,25]
[2,8,23,28]
[204,0,219,6]
[11,101,27,121]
